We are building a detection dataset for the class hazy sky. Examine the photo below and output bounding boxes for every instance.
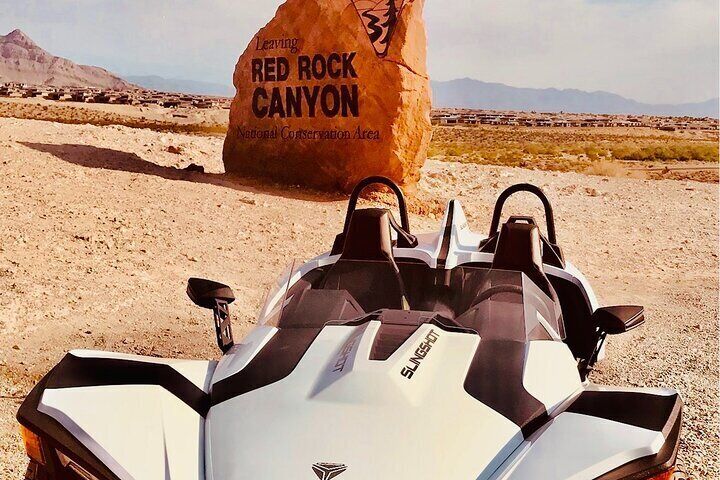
[1,0,717,104]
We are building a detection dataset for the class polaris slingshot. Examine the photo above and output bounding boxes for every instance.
[18,178,683,480]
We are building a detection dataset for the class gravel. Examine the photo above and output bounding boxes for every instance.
[0,117,717,478]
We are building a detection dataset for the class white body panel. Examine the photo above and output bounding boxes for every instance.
[38,351,216,480]
[207,323,523,480]
[41,386,204,480]
[522,341,582,413]
[496,413,665,480]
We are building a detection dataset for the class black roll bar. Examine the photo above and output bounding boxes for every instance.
[488,183,557,244]
[341,176,412,235]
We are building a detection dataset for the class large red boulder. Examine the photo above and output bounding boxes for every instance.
[223,0,432,192]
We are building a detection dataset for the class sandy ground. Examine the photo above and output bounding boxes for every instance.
[0,117,718,478]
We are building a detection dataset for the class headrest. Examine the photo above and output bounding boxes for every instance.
[492,222,544,275]
[339,208,394,262]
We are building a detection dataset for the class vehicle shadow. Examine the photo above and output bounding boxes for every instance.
[19,142,343,203]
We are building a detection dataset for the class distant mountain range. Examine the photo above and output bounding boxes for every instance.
[125,75,234,97]
[2,28,716,117]
[432,78,719,118]
[0,29,132,90]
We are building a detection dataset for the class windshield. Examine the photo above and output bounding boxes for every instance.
[257,259,564,342]
[452,266,564,341]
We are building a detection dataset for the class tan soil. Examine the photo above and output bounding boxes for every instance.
[0,117,718,479]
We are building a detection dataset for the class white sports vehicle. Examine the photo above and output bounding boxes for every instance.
[18,178,683,480]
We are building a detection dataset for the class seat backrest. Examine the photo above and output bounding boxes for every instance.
[337,208,394,261]
[322,209,408,312]
[492,223,549,294]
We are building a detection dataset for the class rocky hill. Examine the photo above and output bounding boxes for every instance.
[126,75,234,97]
[0,29,132,90]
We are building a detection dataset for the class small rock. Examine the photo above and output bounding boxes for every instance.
[183,163,204,173]
[167,145,183,154]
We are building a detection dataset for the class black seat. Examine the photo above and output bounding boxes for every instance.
[491,221,557,302]
[322,208,409,312]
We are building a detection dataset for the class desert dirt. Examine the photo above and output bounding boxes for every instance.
[0,116,718,479]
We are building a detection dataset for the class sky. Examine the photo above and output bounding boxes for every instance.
[1,0,717,104]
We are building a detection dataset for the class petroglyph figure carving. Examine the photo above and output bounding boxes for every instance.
[352,0,410,57]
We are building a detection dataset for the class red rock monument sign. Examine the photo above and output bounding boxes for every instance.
[223,0,432,192]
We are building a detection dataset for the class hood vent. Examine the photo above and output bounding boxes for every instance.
[368,310,432,361]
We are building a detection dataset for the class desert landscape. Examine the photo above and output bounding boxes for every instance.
[2,95,718,183]
[1,14,719,479]
[0,101,718,477]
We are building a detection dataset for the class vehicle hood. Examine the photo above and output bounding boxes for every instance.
[206,322,524,480]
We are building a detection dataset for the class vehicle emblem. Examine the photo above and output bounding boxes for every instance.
[351,0,410,57]
[312,462,348,479]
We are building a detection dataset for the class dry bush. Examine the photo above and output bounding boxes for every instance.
[583,159,631,178]
[0,101,228,135]
[522,143,560,155]
[430,125,718,182]
[609,143,718,162]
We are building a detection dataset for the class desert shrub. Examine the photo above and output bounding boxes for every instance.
[522,142,562,155]
[610,143,718,162]
[583,144,606,158]
[0,101,228,135]
[427,145,443,157]
[563,144,586,155]
[584,160,629,177]
[495,151,524,167]
[429,125,718,183]
[430,142,478,158]
[444,144,467,157]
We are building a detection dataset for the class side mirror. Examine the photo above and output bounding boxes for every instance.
[187,278,235,309]
[187,278,235,352]
[593,305,645,335]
